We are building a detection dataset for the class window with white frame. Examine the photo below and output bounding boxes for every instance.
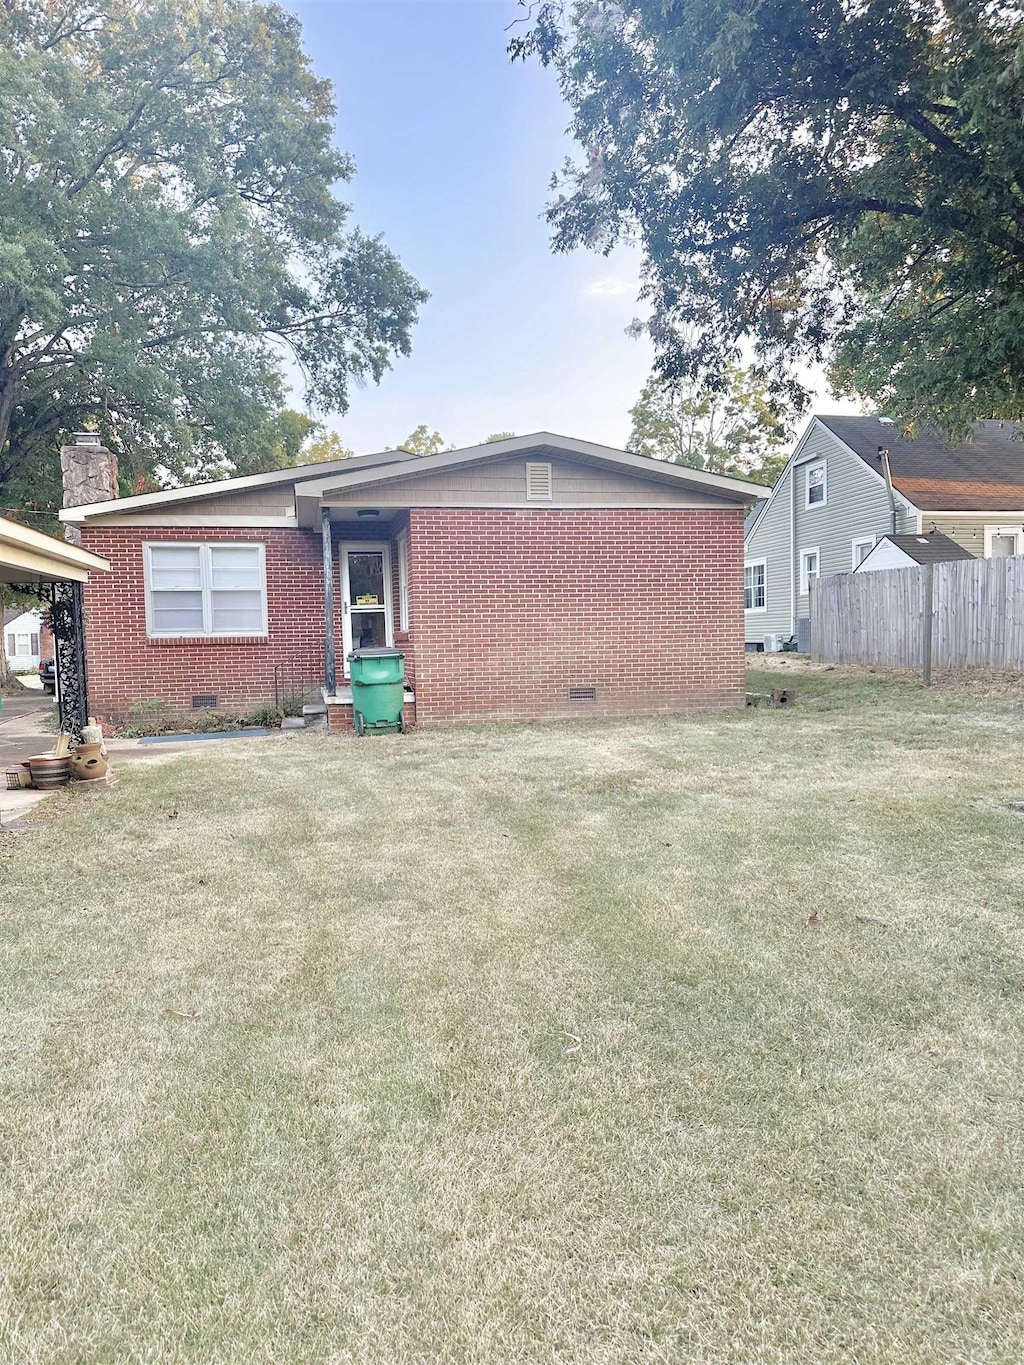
[744,559,767,611]
[984,525,1024,558]
[144,542,267,637]
[800,548,820,594]
[852,537,875,569]
[806,462,827,507]
[4,633,13,657]
[397,530,410,630]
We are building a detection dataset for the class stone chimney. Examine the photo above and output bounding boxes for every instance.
[61,432,118,544]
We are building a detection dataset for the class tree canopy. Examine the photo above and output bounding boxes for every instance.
[0,0,426,509]
[511,1,1024,434]
[629,365,790,483]
[394,426,452,456]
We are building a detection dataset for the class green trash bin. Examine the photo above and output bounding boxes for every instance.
[348,647,406,735]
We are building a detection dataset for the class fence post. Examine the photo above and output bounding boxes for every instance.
[922,563,934,687]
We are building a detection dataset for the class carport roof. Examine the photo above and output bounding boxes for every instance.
[0,517,109,584]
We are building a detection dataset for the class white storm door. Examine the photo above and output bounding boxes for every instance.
[340,542,393,676]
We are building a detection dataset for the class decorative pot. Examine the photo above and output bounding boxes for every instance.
[71,744,109,782]
[28,755,72,789]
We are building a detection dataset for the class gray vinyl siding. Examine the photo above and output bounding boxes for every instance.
[924,512,1024,558]
[745,419,916,643]
[744,474,792,640]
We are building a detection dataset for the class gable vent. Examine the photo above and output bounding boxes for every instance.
[525,461,552,501]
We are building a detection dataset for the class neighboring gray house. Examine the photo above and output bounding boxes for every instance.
[743,415,1024,646]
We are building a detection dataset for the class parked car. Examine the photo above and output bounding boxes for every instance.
[39,658,55,694]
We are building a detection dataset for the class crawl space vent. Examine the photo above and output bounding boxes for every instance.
[568,686,597,702]
[192,694,218,709]
[525,461,553,501]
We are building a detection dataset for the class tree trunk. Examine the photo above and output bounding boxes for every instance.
[0,583,15,692]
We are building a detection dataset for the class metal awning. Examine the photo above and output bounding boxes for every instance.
[0,517,109,583]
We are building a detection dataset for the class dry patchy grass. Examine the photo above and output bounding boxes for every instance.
[2,665,1023,1363]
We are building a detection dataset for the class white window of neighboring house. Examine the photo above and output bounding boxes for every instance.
[16,633,30,654]
[144,542,267,637]
[397,530,410,630]
[800,548,820,595]
[806,462,827,507]
[744,560,767,612]
[852,537,875,569]
[5,633,15,656]
[984,525,1024,558]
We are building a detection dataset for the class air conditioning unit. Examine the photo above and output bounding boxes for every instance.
[763,633,784,653]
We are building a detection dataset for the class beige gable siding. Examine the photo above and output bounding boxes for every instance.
[923,513,1024,557]
[323,455,738,510]
[193,486,295,516]
[91,484,296,523]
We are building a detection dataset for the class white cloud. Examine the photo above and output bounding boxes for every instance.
[582,276,633,298]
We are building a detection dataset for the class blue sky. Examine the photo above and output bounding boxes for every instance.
[290,0,858,455]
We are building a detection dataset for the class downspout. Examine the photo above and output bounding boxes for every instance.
[789,459,797,635]
[880,447,898,536]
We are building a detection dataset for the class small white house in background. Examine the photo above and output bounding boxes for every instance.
[854,532,975,573]
[3,608,43,672]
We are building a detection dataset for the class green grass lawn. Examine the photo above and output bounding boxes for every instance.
[2,662,1024,1363]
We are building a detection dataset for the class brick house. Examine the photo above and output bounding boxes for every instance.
[58,432,767,728]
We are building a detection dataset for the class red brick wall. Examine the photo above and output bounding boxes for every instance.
[79,507,746,725]
[79,526,327,719]
[406,507,745,723]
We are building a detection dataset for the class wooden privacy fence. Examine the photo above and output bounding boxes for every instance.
[811,556,1024,671]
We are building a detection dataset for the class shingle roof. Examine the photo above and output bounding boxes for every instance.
[817,416,1024,511]
[881,533,974,565]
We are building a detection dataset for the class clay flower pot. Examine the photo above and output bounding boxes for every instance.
[71,743,109,782]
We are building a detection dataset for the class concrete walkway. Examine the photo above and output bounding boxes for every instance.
[0,688,56,764]
[0,688,57,826]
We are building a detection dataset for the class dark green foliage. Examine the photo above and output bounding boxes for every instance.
[0,1,426,508]
[512,2,1024,434]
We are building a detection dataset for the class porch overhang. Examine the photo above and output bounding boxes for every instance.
[1,518,110,584]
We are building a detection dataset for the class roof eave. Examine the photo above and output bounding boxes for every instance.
[299,432,770,505]
[58,447,414,523]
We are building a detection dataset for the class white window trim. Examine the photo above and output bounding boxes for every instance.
[851,536,875,569]
[396,529,410,631]
[143,541,268,638]
[800,546,820,596]
[805,461,827,508]
[744,558,767,613]
[983,524,1024,558]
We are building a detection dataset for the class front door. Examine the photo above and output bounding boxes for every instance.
[340,542,393,676]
